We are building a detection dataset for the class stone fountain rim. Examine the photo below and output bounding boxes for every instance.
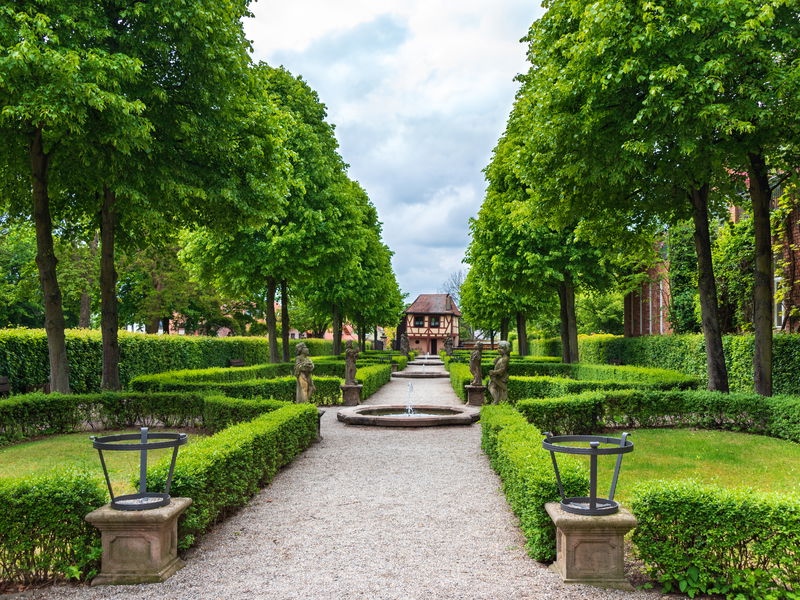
[337,404,479,427]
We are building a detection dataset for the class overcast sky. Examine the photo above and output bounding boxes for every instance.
[245,1,544,303]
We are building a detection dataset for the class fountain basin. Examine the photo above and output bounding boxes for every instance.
[337,405,479,427]
[391,372,449,379]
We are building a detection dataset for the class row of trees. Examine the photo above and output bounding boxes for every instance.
[0,2,402,392]
[463,0,799,395]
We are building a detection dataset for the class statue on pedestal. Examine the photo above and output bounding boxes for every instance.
[294,342,315,403]
[488,340,510,404]
[444,336,454,357]
[344,340,359,385]
[469,341,483,386]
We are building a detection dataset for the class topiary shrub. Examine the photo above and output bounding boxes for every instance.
[631,480,800,599]
[480,405,588,561]
[0,471,106,584]
[145,403,318,548]
[355,364,392,400]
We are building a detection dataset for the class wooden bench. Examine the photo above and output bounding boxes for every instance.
[228,358,246,368]
[0,376,9,397]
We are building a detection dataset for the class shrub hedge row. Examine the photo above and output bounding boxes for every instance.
[631,480,800,599]
[515,389,800,443]
[146,403,318,548]
[532,333,800,394]
[0,471,106,584]
[0,329,339,394]
[356,365,392,400]
[480,405,588,561]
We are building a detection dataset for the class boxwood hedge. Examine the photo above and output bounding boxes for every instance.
[480,405,588,561]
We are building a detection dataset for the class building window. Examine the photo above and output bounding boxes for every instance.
[414,316,424,327]
[430,316,440,328]
[415,339,420,344]
[775,276,785,329]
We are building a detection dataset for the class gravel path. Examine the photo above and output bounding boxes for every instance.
[30,360,653,600]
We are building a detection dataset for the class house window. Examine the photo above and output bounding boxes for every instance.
[775,276,785,329]
[414,316,424,327]
[430,316,440,328]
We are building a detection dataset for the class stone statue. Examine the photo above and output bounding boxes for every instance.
[294,342,315,403]
[469,341,483,386]
[444,336,454,357]
[400,333,410,356]
[488,340,510,404]
[344,340,359,385]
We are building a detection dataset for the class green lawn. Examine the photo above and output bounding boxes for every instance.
[0,429,206,495]
[584,428,800,504]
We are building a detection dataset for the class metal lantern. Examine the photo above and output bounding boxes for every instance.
[91,427,187,511]
[542,432,634,516]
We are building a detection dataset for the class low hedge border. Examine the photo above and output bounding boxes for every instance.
[481,405,588,561]
[356,364,392,400]
[146,403,318,548]
[0,471,106,584]
[515,389,800,443]
[631,480,800,599]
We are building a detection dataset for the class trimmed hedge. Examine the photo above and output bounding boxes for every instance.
[0,471,106,584]
[632,481,800,599]
[448,363,473,402]
[534,333,800,394]
[0,391,208,446]
[480,405,588,561]
[146,403,318,547]
[515,389,800,442]
[356,364,392,400]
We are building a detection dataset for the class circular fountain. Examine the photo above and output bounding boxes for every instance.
[337,381,479,427]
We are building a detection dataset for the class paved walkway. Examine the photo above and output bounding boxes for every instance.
[32,359,651,600]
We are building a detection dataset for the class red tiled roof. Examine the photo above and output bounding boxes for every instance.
[405,294,461,316]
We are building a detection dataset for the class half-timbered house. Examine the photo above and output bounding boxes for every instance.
[403,294,460,354]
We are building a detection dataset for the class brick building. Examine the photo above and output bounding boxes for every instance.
[624,262,673,336]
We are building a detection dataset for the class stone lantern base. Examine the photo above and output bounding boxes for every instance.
[86,497,192,586]
[340,384,362,406]
[545,502,636,590]
[465,384,487,407]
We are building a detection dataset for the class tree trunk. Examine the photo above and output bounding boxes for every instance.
[516,311,529,356]
[690,184,729,392]
[266,278,279,363]
[161,316,170,334]
[100,186,121,391]
[79,233,98,328]
[558,281,572,363]
[30,127,70,393]
[748,152,773,396]
[280,280,290,362]
[500,316,510,341]
[332,305,342,355]
[359,325,366,352]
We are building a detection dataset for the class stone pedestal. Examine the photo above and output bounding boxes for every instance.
[391,363,398,373]
[545,502,636,590]
[340,384,362,406]
[465,384,487,406]
[86,497,192,586]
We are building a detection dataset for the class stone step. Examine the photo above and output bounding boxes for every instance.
[391,372,450,379]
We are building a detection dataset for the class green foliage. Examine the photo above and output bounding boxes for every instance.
[146,404,318,547]
[632,481,800,600]
[713,216,757,333]
[355,364,392,400]
[0,471,105,584]
[448,363,473,402]
[575,290,624,335]
[480,405,588,561]
[667,222,702,334]
[575,333,800,394]
[202,396,290,433]
[515,389,800,443]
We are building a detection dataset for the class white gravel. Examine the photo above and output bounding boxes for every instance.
[29,361,655,600]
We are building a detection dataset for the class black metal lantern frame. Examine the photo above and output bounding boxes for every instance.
[91,427,187,511]
[542,432,633,516]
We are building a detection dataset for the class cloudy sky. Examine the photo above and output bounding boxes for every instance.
[245,1,544,302]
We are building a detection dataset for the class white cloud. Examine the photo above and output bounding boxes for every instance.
[244,1,545,298]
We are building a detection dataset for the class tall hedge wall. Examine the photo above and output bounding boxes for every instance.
[0,329,337,394]
[530,333,800,394]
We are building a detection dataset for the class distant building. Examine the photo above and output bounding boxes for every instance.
[403,294,461,354]
[624,262,673,336]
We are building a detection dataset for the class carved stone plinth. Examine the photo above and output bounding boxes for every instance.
[465,384,487,406]
[340,384,362,406]
[545,502,636,590]
[86,497,192,586]
[391,363,398,373]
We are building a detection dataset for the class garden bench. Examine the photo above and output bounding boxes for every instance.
[228,358,246,368]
